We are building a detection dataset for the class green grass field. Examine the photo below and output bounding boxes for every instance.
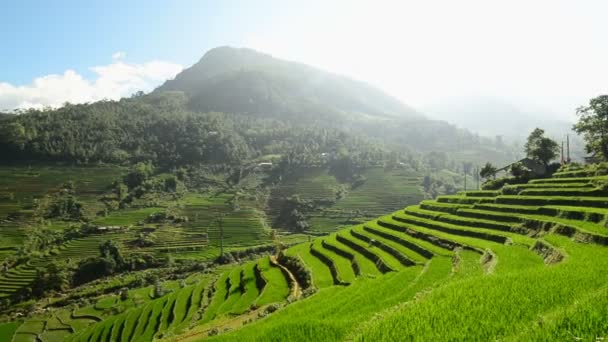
[3,164,608,341]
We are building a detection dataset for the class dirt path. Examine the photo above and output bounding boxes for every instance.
[169,305,269,342]
[270,255,302,299]
[167,255,301,341]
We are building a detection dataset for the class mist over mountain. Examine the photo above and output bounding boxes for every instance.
[158,47,420,122]
[423,96,587,161]
[0,47,518,167]
[155,47,516,163]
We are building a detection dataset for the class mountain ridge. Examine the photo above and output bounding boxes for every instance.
[157,46,420,121]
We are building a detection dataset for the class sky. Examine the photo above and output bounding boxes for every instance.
[1,0,607,122]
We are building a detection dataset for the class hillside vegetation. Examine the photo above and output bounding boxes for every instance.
[2,163,607,341]
[0,47,516,167]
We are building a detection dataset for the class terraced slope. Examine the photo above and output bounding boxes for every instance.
[6,167,608,341]
[0,231,135,298]
[189,169,608,341]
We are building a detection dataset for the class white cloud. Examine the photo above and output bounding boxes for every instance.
[112,51,126,60]
[0,59,182,111]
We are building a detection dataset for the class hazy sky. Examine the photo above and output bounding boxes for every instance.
[1,0,607,121]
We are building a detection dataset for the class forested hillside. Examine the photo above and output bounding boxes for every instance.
[0,47,534,342]
[0,47,516,168]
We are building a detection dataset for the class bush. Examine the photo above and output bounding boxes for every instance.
[594,162,608,176]
[501,185,522,195]
[482,177,518,190]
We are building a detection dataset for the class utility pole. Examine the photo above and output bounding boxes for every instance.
[476,166,480,190]
[463,165,467,192]
[216,210,225,258]
[567,134,571,163]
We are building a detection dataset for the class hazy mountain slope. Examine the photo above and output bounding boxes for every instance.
[424,97,586,161]
[157,46,420,121]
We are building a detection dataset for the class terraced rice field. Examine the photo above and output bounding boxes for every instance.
[181,194,270,250]
[0,231,135,298]
[191,169,608,341]
[5,167,608,341]
[62,255,294,341]
[275,167,424,234]
[0,165,123,220]
[332,168,423,216]
[6,275,212,342]
[0,165,126,297]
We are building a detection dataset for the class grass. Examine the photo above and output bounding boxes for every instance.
[356,236,607,341]
[313,239,356,283]
[351,225,427,263]
[181,194,270,250]
[9,167,608,341]
[324,234,382,277]
[92,207,164,226]
[332,168,423,218]
[230,262,261,314]
[207,258,449,342]
[0,322,20,341]
[285,243,334,288]
[255,256,290,305]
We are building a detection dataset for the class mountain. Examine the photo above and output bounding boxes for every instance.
[157,47,420,122]
[423,96,586,161]
[0,47,517,167]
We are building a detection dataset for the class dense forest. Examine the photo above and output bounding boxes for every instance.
[0,47,516,172]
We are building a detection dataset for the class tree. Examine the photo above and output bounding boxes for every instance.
[99,240,125,267]
[123,162,155,189]
[479,162,498,180]
[574,95,608,160]
[510,162,529,179]
[524,128,559,166]
[31,262,70,296]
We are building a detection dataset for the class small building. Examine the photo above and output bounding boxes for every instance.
[584,152,603,164]
[497,158,547,176]
[257,162,273,170]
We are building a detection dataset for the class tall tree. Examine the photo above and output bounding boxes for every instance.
[524,128,559,166]
[574,95,608,160]
[479,162,497,180]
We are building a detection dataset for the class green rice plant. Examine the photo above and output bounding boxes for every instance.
[552,169,596,178]
[158,292,178,333]
[391,212,513,245]
[324,234,381,277]
[206,257,451,342]
[137,296,168,341]
[519,187,608,197]
[352,225,428,263]
[405,205,514,232]
[458,190,501,197]
[119,306,143,341]
[354,235,606,341]
[348,228,415,267]
[230,262,262,314]
[528,175,607,184]
[285,243,334,288]
[496,195,608,208]
[313,239,357,283]
[436,195,496,204]
[255,256,290,305]
[543,205,608,223]
[0,322,20,342]
[309,243,347,285]
[171,285,194,327]
[335,232,395,273]
[376,216,470,253]
[213,266,244,318]
[419,200,472,214]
